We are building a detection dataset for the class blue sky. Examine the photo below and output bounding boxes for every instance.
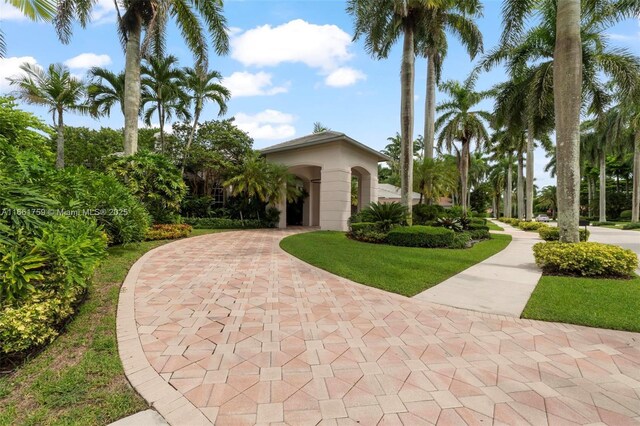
[1,0,639,187]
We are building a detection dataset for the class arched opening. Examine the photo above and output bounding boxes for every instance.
[279,165,321,227]
[286,176,307,226]
[351,166,373,213]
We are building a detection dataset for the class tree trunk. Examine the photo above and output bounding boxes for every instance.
[400,24,415,224]
[506,157,513,218]
[517,152,524,219]
[158,100,165,153]
[633,131,640,222]
[599,152,607,222]
[587,176,593,217]
[423,53,436,160]
[123,18,142,155]
[496,190,501,218]
[182,107,201,174]
[553,0,582,243]
[460,140,470,214]
[56,108,64,169]
[526,122,535,221]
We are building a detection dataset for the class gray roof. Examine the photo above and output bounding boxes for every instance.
[378,183,421,200]
[260,131,390,161]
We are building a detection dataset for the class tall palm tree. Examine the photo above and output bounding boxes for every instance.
[1,0,56,57]
[537,185,558,219]
[413,156,458,205]
[87,67,126,117]
[9,63,87,168]
[141,55,190,152]
[581,119,610,222]
[490,127,522,218]
[181,65,230,173]
[348,0,437,224]
[417,0,483,160]
[435,74,491,213]
[487,159,507,218]
[54,0,229,156]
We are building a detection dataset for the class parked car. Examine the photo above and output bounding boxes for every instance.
[535,214,551,222]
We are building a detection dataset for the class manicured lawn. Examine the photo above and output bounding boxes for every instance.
[522,275,640,332]
[280,231,512,297]
[486,221,504,231]
[0,229,225,426]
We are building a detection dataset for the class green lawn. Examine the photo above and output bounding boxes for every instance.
[522,275,640,332]
[0,229,225,426]
[486,221,504,231]
[280,231,512,297]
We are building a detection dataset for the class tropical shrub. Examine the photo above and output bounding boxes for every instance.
[387,226,454,248]
[412,204,444,224]
[468,229,490,240]
[622,222,640,230]
[533,242,638,278]
[619,210,632,221]
[434,216,462,232]
[145,224,193,241]
[518,221,548,231]
[470,218,487,226]
[591,221,618,227]
[108,151,187,223]
[360,202,407,231]
[449,232,472,249]
[348,222,388,243]
[180,195,215,218]
[182,217,269,229]
[538,227,589,242]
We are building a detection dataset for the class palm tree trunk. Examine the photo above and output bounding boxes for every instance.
[123,18,142,155]
[553,0,582,243]
[506,158,513,218]
[423,53,436,160]
[158,100,165,153]
[517,152,524,219]
[633,131,640,222]
[599,152,606,222]
[526,122,535,221]
[587,176,593,217]
[460,140,470,214]
[400,24,415,225]
[182,107,201,174]
[56,108,64,169]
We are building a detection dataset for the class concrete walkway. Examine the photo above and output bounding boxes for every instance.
[413,221,542,317]
[117,229,640,426]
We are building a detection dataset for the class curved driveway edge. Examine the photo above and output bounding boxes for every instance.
[117,229,640,426]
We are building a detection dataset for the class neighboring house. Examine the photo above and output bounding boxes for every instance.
[378,183,421,205]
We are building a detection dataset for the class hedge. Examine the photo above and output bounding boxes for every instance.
[518,221,549,231]
[622,222,640,230]
[182,217,272,229]
[533,242,638,278]
[386,226,454,248]
[538,227,589,242]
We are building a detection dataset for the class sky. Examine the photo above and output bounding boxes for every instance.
[1,0,639,188]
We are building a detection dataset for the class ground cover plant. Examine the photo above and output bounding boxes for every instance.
[280,231,511,296]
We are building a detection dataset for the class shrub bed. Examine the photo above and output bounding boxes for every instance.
[591,221,618,227]
[533,242,638,278]
[387,226,454,248]
[347,222,388,244]
[538,226,589,242]
[449,232,472,249]
[518,221,548,231]
[145,224,193,241]
[619,210,632,221]
[622,222,640,230]
[183,217,272,229]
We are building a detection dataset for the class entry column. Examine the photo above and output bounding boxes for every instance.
[359,174,378,210]
[320,168,351,231]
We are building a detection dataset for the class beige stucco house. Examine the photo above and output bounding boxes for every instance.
[261,131,389,231]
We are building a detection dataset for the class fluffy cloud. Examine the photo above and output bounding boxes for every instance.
[234,109,296,140]
[0,56,38,91]
[64,53,112,69]
[231,19,353,72]
[607,18,640,42]
[325,67,366,87]
[224,71,288,97]
[0,2,28,21]
[91,0,118,24]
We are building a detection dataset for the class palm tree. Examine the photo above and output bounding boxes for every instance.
[435,74,491,213]
[498,0,640,241]
[348,0,437,224]
[54,0,229,156]
[181,65,230,173]
[413,156,458,205]
[417,0,483,160]
[581,119,610,222]
[9,63,87,168]
[313,122,331,133]
[141,55,190,152]
[1,0,56,57]
[537,186,558,219]
[87,67,127,117]
[490,128,522,218]
[487,160,507,218]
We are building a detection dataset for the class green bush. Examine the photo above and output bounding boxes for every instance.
[348,222,388,244]
[622,222,640,230]
[518,221,549,231]
[533,242,638,278]
[145,224,193,241]
[468,229,490,240]
[434,216,462,232]
[619,210,632,221]
[591,221,618,227]
[468,223,489,231]
[538,227,589,242]
[449,232,472,249]
[360,202,407,231]
[387,226,454,248]
[183,217,269,229]
[412,204,444,224]
[470,218,487,226]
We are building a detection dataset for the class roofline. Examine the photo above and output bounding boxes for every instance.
[260,132,390,162]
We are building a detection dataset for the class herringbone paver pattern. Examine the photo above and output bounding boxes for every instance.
[119,229,640,425]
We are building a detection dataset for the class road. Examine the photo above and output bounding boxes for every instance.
[587,225,640,274]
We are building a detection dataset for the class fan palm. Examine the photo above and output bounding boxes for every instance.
[9,63,87,168]
[435,74,491,214]
[54,0,229,156]
[417,0,483,160]
[348,0,438,224]
[182,65,230,173]
[141,55,190,153]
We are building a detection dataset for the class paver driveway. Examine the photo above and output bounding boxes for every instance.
[117,229,640,426]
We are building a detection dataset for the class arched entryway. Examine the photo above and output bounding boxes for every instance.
[351,165,375,213]
[286,165,321,227]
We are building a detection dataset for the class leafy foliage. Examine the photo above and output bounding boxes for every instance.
[539,227,589,242]
[145,224,192,241]
[360,202,407,231]
[387,226,455,248]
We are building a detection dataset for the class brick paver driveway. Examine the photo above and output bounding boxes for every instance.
[117,229,640,425]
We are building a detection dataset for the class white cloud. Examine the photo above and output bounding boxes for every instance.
[324,67,366,87]
[231,19,353,72]
[0,2,28,21]
[607,17,640,42]
[234,109,296,140]
[224,71,288,97]
[90,0,118,24]
[64,53,112,70]
[0,56,38,92]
